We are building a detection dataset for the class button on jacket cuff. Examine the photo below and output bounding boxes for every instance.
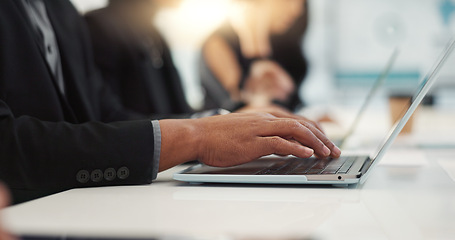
[151,120,161,180]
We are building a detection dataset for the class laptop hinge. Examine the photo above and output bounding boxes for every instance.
[358,157,373,177]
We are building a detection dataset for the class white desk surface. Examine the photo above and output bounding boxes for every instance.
[2,107,455,240]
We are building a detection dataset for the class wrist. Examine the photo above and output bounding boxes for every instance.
[158,119,200,171]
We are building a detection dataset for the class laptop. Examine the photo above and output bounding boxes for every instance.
[174,38,455,185]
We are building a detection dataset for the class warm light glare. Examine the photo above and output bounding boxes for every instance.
[177,0,230,31]
[157,0,231,48]
[154,0,232,109]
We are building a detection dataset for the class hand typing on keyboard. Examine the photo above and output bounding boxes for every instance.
[159,112,341,171]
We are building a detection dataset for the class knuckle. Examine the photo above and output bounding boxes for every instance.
[264,113,276,118]
[269,136,282,143]
[257,112,275,119]
[325,140,336,149]
[318,133,331,145]
[307,138,324,150]
[317,140,326,150]
[310,121,318,128]
[268,136,284,149]
[286,120,303,131]
[302,121,315,130]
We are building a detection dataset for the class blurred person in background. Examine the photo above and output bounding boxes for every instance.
[85,0,194,118]
[201,0,308,111]
[85,0,309,117]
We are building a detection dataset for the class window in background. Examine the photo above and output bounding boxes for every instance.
[303,0,455,108]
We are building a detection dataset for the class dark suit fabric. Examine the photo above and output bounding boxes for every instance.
[0,0,156,203]
[85,7,193,116]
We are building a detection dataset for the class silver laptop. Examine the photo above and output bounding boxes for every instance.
[174,38,455,185]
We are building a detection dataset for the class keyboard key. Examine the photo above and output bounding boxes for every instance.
[256,160,289,175]
[307,168,323,174]
[337,157,357,174]
[271,160,306,175]
[305,158,332,175]
[320,157,346,174]
[287,158,318,175]
[321,166,341,174]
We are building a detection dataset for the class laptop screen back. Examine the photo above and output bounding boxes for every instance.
[360,38,455,183]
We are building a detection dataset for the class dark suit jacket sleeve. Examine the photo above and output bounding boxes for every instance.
[0,0,160,203]
[0,99,156,196]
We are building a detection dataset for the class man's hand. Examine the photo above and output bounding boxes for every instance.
[237,104,324,133]
[158,113,341,171]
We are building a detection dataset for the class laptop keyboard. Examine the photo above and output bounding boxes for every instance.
[255,156,358,175]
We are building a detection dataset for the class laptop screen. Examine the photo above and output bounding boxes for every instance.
[364,38,455,179]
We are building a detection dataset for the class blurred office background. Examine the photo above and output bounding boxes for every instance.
[71,0,455,110]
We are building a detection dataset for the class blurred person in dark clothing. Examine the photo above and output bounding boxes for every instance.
[201,0,308,111]
[85,0,193,117]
